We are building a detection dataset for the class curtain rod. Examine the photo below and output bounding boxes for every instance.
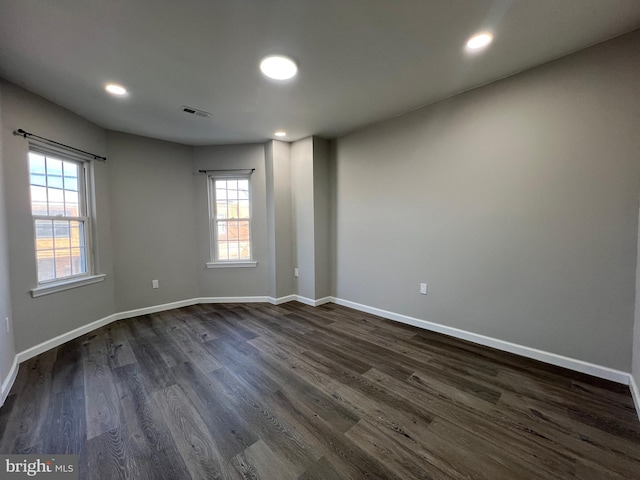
[13,128,107,161]
[198,168,255,173]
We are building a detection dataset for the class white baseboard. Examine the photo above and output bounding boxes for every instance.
[293,295,315,306]
[115,298,201,321]
[630,375,640,423]
[14,296,272,367]
[313,296,333,306]
[296,295,333,307]
[268,295,297,305]
[16,313,120,365]
[3,294,636,414]
[0,356,18,407]
[199,296,270,304]
[331,297,631,385]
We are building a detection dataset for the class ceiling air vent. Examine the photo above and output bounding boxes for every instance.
[181,105,211,118]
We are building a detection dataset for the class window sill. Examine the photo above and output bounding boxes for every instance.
[206,261,258,269]
[31,274,106,298]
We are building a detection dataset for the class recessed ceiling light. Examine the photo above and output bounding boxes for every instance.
[105,83,127,96]
[466,32,493,51]
[260,55,298,80]
[274,131,287,137]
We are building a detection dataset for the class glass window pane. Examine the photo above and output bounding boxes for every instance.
[218,241,229,260]
[69,221,85,248]
[31,186,48,215]
[239,241,250,260]
[217,221,228,240]
[216,202,227,219]
[54,220,70,248]
[36,251,55,282]
[227,221,239,240]
[30,153,90,283]
[228,201,238,219]
[35,219,54,242]
[238,200,250,218]
[64,176,78,192]
[71,247,86,275]
[238,221,250,241]
[29,153,47,187]
[30,172,48,188]
[29,152,46,167]
[65,190,79,216]
[227,181,238,200]
[63,161,79,191]
[48,188,65,216]
[228,242,239,260]
[212,177,251,262]
[46,158,63,189]
[54,249,71,278]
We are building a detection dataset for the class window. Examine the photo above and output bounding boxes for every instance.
[29,149,93,284]
[207,175,256,267]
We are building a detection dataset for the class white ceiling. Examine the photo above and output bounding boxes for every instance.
[1,0,639,145]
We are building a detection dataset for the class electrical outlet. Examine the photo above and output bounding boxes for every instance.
[5,317,9,334]
[294,268,299,278]
[420,283,428,295]
[152,279,159,289]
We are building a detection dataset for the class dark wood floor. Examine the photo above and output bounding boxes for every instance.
[1,302,639,479]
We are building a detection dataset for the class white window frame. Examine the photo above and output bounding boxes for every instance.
[206,173,257,268]
[28,144,105,297]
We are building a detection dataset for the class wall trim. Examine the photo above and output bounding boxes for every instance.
[16,297,268,363]
[268,295,297,305]
[115,298,201,321]
[296,295,333,307]
[13,296,269,367]
[269,295,331,306]
[16,313,120,365]
[3,295,636,413]
[199,296,269,304]
[314,296,333,306]
[630,375,640,423]
[331,297,631,385]
[0,356,18,407]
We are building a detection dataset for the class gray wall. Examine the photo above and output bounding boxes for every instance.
[266,141,277,298]
[291,136,332,301]
[1,81,115,352]
[0,82,17,395]
[265,140,295,300]
[333,31,640,371]
[1,29,640,391]
[107,131,198,312]
[312,137,331,299]
[194,144,268,297]
[291,138,315,299]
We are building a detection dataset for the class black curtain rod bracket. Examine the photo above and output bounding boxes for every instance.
[13,128,107,161]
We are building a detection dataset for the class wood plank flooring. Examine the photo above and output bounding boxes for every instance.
[1,301,639,479]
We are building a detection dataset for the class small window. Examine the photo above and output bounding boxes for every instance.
[29,149,93,284]
[208,176,253,263]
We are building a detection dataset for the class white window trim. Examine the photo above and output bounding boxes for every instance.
[29,142,103,292]
[207,173,255,267]
[31,273,106,297]
[206,261,258,269]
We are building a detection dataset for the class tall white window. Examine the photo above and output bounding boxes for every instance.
[29,149,93,284]
[208,175,254,264]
